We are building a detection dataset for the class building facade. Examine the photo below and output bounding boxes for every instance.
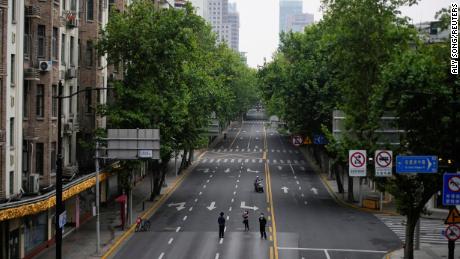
[285,12,313,32]
[279,0,313,33]
[204,0,239,51]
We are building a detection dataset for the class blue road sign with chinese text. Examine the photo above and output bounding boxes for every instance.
[443,173,460,206]
[313,134,327,145]
[396,155,438,173]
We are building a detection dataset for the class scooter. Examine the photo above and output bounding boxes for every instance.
[254,181,264,193]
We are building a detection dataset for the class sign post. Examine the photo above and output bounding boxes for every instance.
[349,150,367,207]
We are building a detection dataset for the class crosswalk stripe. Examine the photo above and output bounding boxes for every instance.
[245,159,249,163]
[300,160,306,164]
[203,159,208,163]
[236,149,239,152]
[280,160,284,163]
[259,159,263,163]
[231,159,235,163]
[283,150,286,153]
[271,149,274,153]
[252,159,256,163]
[230,149,233,152]
[294,160,298,164]
[217,149,221,152]
[238,159,242,163]
[242,149,245,152]
[260,149,263,152]
[274,160,277,163]
[216,159,221,163]
[287,160,291,163]
[224,159,228,163]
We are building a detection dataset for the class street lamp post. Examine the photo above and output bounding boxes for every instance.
[54,82,111,258]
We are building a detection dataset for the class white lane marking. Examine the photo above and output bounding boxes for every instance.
[277,166,282,170]
[277,247,388,253]
[203,185,207,189]
[300,166,305,171]
[189,206,193,211]
[304,201,308,205]
[215,253,220,259]
[245,159,249,163]
[194,198,198,202]
[199,192,203,195]
[216,159,221,163]
[233,191,237,195]
[252,159,256,163]
[280,160,284,163]
[206,179,210,183]
[311,187,318,195]
[229,206,232,211]
[224,226,227,232]
[226,216,229,220]
[231,159,235,163]
[168,238,174,245]
[224,168,230,173]
[224,159,228,163]
[271,149,274,152]
[301,193,305,197]
[176,227,181,232]
[296,181,300,185]
[283,150,287,153]
[183,216,188,221]
[299,186,302,190]
[159,252,165,259]
[242,148,245,152]
[281,187,289,193]
[210,159,215,163]
[324,250,331,259]
[231,198,234,203]
[219,238,224,244]
[287,160,291,163]
[229,149,233,152]
[294,176,297,179]
[274,159,278,163]
[277,150,280,152]
[237,179,240,183]
[235,184,238,188]
[259,159,263,163]
[238,159,242,163]
[238,174,241,178]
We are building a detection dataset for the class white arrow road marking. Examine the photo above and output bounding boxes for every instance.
[200,168,209,173]
[240,201,259,211]
[207,201,217,211]
[224,168,230,173]
[311,187,318,195]
[168,202,186,211]
[247,168,260,173]
[281,186,289,193]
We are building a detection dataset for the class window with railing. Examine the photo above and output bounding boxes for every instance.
[52,85,58,117]
[36,84,44,118]
[52,27,58,60]
[24,18,30,58]
[61,34,66,65]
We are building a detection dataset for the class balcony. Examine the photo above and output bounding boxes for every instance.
[24,68,40,81]
[63,11,79,28]
[0,0,7,8]
[25,6,41,18]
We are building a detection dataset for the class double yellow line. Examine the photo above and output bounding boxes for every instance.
[264,125,278,259]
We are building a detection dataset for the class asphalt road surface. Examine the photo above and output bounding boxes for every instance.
[112,109,401,259]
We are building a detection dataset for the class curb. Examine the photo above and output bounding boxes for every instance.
[101,151,206,259]
[300,148,399,216]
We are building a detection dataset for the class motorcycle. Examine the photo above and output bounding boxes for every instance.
[254,180,264,193]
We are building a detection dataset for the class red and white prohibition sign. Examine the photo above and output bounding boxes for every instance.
[350,151,366,168]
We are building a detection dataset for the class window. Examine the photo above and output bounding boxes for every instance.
[24,19,30,58]
[12,0,16,22]
[9,171,14,194]
[68,141,72,164]
[70,0,76,11]
[35,143,44,175]
[98,0,103,22]
[62,0,66,10]
[36,85,44,117]
[37,25,46,58]
[23,81,29,118]
[69,86,73,114]
[87,0,94,20]
[23,141,29,175]
[9,118,14,147]
[52,85,57,117]
[85,41,93,67]
[85,87,92,113]
[70,36,75,66]
[10,54,15,86]
[52,28,58,60]
[61,34,66,65]
[78,39,81,67]
[50,142,56,173]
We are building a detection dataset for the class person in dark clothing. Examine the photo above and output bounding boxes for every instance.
[218,212,226,238]
[259,213,267,239]
[242,211,249,231]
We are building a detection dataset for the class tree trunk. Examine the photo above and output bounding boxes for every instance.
[347,170,354,202]
[404,213,419,259]
[334,164,344,193]
[180,148,188,171]
[150,160,160,200]
[188,148,194,166]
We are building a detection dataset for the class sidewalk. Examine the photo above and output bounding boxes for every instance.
[299,147,452,259]
[35,150,205,259]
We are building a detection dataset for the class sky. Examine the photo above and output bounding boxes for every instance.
[231,0,457,68]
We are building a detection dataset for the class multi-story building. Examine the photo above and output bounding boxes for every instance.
[279,0,313,33]
[279,0,302,33]
[285,13,313,32]
[204,0,239,52]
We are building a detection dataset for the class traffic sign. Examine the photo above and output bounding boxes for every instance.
[445,224,460,241]
[303,136,312,145]
[349,150,367,177]
[59,211,67,228]
[292,135,303,146]
[443,173,460,206]
[375,150,393,177]
[313,134,327,145]
[445,207,460,224]
[395,155,438,174]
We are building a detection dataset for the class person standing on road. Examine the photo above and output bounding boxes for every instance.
[242,210,249,231]
[259,213,267,239]
[218,212,226,238]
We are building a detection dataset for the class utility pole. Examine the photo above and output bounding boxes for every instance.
[55,81,63,259]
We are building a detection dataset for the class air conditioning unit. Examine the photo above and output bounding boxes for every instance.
[39,60,52,72]
[28,174,40,194]
[64,122,73,134]
[66,67,77,79]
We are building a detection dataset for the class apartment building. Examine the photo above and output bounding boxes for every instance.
[205,0,239,52]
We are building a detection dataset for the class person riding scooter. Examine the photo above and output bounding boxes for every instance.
[254,176,264,193]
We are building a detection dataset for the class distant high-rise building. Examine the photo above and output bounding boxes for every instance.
[279,0,313,33]
[201,0,239,51]
[286,13,314,32]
